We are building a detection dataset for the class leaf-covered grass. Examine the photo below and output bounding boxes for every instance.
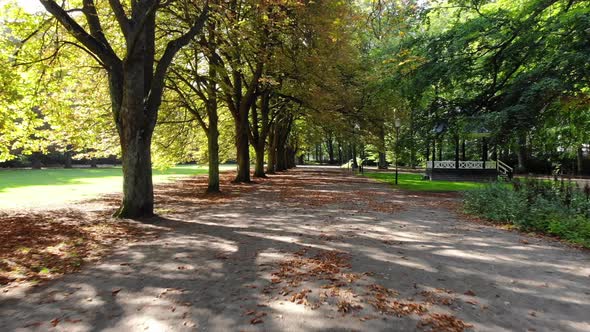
[363,172,486,192]
[0,209,144,286]
[0,164,234,209]
[464,180,590,248]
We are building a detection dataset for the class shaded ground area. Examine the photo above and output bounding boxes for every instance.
[1,167,589,331]
[0,210,144,286]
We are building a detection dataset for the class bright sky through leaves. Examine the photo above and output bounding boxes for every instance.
[2,0,45,13]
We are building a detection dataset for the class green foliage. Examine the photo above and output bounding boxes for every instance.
[464,179,590,247]
[463,182,527,222]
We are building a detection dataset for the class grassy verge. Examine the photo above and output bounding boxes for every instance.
[363,172,485,192]
[0,164,234,209]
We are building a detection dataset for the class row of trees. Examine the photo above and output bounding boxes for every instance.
[0,0,368,218]
[2,0,588,218]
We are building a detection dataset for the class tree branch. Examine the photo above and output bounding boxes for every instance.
[146,4,209,125]
[39,0,120,68]
[107,0,131,38]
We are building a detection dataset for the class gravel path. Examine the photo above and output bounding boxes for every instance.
[1,167,589,332]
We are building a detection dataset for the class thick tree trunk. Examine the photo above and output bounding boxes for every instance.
[326,135,335,164]
[297,154,304,165]
[64,145,72,169]
[31,152,42,169]
[352,143,358,169]
[114,132,154,218]
[254,142,266,178]
[267,129,276,174]
[207,120,220,193]
[276,141,287,171]
[234,113,251,182]
[112,61,157,219]
[206,50,220,192]
[287,147,296,168]
[378,152,387,169]
[90,159,98,168]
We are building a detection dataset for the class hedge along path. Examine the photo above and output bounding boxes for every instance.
[0,166,589,332]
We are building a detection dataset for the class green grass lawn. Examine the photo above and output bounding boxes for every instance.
[363,172,486,192]
[0,165,235,209]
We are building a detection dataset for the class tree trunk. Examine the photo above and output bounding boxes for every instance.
[378,126,387,169]
[461,139,466,160]
[352,143,358,169]
[432,139,436,161]
[378,152,387,169]
[516,133,527,173]
[276,141,287,171]
[235,116,251,182]
[254,142,266,177]
[267,128,276,174]
[112,59,157,219]
[297,154,304,165]
[454,135,460,169]
[31,152,42,169]
[409,111,416,168]
[64,145,72,169]
[482,138,488,169]
[90,159,98,168]
[577,146,584,175]
[326,135,335,164]
[287,147,296,168]
[206,112,220,193]
[114,131,154,218]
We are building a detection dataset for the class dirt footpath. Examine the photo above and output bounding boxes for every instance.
[1,167,589,331]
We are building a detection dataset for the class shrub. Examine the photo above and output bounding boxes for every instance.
[463,178,590,248]
[463,183,527,223]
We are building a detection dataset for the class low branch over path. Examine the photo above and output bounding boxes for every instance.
[1,167,589,331]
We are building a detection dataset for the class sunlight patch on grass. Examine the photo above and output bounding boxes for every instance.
[363,172,485,192]
[0,164,234,209]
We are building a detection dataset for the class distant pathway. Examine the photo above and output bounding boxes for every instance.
[1,167,589,331]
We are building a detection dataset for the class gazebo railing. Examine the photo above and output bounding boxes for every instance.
[427,160,498,169]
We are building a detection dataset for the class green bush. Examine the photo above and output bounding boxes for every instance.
[463,183,527,223]
[463,179,590,248]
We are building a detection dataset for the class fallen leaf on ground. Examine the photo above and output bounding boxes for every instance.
[250,317,263,325]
